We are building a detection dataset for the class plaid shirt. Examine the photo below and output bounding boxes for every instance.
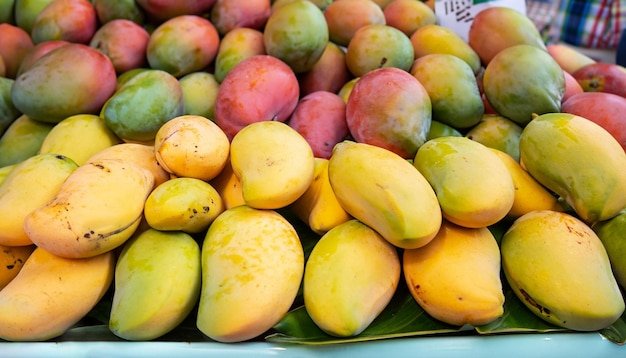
[548,0,625,49]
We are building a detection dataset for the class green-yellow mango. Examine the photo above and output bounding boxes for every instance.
[501,210,624,331]
[0,114,54,167]
[109,228,201,341]
[410,54,484,129]
[483,44,564,126]
[92,0,145,25]
[346,24,414,77]
[0,0,15,24]
[519,113,626,224]
[465,114,523,162]
[304,219,400,337]
[426,120,462,141]
[414,136,515,228]
[197,205,304,343]
[102,69,184,143]
[593,210,626,290]
[410,24,481,74]
[11,43,117,123]
[264,0,328,73]
[179,72,220,119]
[214,27,266,83]
[14,0,53,34]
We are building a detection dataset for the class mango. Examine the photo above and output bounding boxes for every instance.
[11,43,117,123]
[15,40,69,77]
[572,62,626,98]
[468,6,546,65]
[0,114,54,167]
[304,220,401,337]
[146,15,220,78]
[413,136,515,228]
[210,0,270,36]
[465,114,523,162]
[0,0,15,24]
[404,220,504,326]
[483,44,565,126]
[519,113,626,224]
[109,228,201,341]
[501,210,625,331]
[89,19,150,75]
[14,0,54,34]
[144,177,224,234]
[593,210,626,289]
[410,24,481,74]
[426,120,462,141]
[345,24,414,77]
[383,0,436,37]
[134,0,216,22]
[101,69,184,143]
[179,72,220,119]
[196,205,304,342]
[214,27,266,83]
[0,23,34,79]
[263,0,328,74]
[298,41,352,96]
[30,0,97,44]
[323,0,385,47]
[0,77,20,135]
[93,0,145,25]
[38,114,121,166]
[410,54,484,129]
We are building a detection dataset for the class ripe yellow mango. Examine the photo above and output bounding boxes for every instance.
[413,136,515,228]
[303,220,400,336]
[501,210,624,331]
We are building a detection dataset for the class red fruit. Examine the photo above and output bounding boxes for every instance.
[287,91,349,159]
[214,55,300,140]
[561,91,626,151]
[572,62,626,98]
[562,69,584,103]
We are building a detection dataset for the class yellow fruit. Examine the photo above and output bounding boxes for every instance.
[403,220,504,326]
[208,157,246,210]
[0,244,35,290]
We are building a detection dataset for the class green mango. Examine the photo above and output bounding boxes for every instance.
[426,120,462,141]
[502,210,624,331]
[465,114,523,162]
[0,0,15,24]
[411,53,484,129]
[102,69,184,143]
[593,210,626,290]
[263,0,328,73]
[0,114,54,167]
[519,113,626,224]
[0,77,21,135]
[14,0,53,33]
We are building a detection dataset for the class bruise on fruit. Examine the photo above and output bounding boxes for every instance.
[519,288,551,317]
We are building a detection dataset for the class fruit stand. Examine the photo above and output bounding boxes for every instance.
[1,0,626,356]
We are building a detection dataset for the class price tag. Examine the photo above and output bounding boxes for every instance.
[434,0,527,42]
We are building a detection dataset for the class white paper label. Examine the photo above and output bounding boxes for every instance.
[434,0,527,42]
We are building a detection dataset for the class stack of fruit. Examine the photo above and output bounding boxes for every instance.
[0,0,625,346]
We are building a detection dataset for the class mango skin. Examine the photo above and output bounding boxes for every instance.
[0,77,20,135]
[102,69,184,143]
[196,205,304,343]
[519,113,626,224]
[263,0,328,74]
[0,114,54,167]
[501,210,625,331]
[413,136,515,228]
[410,54,484,129]
[214,27,266,83]
[304,220,400,337]
[593,211,626,290]
[465,114,523,162]
[483,44,564,126]
[410,24,481,74]
[11,43,117,123]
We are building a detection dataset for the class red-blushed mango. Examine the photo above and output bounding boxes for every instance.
[324,0,386,47]
[483,44,564,126]
[210,0,270,36]
[16,40,69,77]
[298,42,352,97]
[346,24,414,77]
[572,62,626,98]
[135,0,216,22]
[93,0,145,25]
[214,55,299,140]
[468,6,546,66]
[410,24,481,75]
[147,15,220,78]
[561,92,626,151]
[89,19,149,74]
[179,72,220,119]
[547,43,596,74]
[30,0,97,45]
[101,69,184,143]
[410,53,484,130]
[214,27,266,83]
[264,0,328,74]
[383,0,436,37]
[287,91,349,159]
[14,0,54,34]
[11,44,117,123]
[372,0,394,7]
[0,23,34,79]
[562,69,584,102]
[346,67,431,159]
